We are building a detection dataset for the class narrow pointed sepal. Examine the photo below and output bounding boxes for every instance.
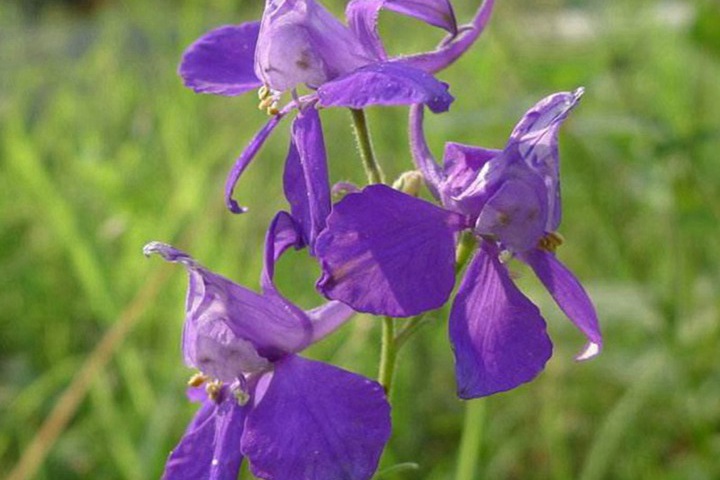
[283,108,331,252]
[520,248,602,360]
[346,0,457,61]
[224,105,293,214]
[399,0,495,73]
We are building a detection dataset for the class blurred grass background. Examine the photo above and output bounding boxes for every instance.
[1,0,719,478]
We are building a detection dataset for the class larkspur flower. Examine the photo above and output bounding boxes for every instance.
[314,89,602,397]
[145,212,391,480]
[178,0,495,214]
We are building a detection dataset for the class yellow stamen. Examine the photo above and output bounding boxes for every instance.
[205,380,223,402]
[187,372,208,388]
[233,388,250,406]
[258,85,270,100]
[266,102,280,115]
[538,231,565,252]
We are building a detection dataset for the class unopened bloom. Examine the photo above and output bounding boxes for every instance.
[315,89,602,397]
[178,0,495,213]
[146,212,391,480]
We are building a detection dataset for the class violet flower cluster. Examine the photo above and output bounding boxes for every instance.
[144,0,601,478]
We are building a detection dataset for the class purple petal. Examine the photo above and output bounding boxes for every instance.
[144,242,312,365]
[224,104,293,214]
[508,88,584,231]
[163,395,249,480]
[260,211,305,296]
[255,0,376,91]
[449,244,553,398]
[283,107,331,252]
[317,62,454,113]
[306,301,356,343]
[346,0,457,61]
[179,23,262,96]
[441,142,500,199]
[520,248,602,360]
[385,0,457,33]
[345,0,388,61]
[316,185,466,317]
[242,355,391,480]
[408,104,443,199]
[260,213,356,344]
[399,0,495,73]
[473,175,548,252]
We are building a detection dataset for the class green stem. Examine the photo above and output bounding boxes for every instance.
[350,108,385,184]
[377,317,397,392]
[394,315,428,349]
[455,231,477,272]
[455,400,486,480]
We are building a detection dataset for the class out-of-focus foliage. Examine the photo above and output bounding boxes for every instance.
[1,0,719,479]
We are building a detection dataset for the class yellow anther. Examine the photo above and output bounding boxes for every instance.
[266,102,280,115]
[187,372,208,388]
[538,232,565,252]
[258,97,280,116]
[205,380,223,402]
[233,388,250,406]
[258,85,270,100]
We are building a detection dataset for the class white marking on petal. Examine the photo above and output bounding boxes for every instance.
[575,341,600,361]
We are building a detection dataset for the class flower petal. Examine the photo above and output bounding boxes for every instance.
[508,88,584,231]
[317,62,454,113]
[449,245,553,398]
[520,248,602,360]
[473,175,548,252]
[399,0,495,73]
[441,142,500,198]
[224,104,294,214]
[345,0,388,61]
[255,0,376,91]
[261,211,305,296]
[385,0,457,33]
[346,0,457,60]
[316,185,465,317]
[283,108,331,252]
[306,301,356,343]
[179,23,262,96]
[242,355,391,480]
[144,242,312,364]
[409,104,444,199]
[260,212,356,344]
[162,395,249,480]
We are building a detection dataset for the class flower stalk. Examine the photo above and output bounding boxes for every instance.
[378,316,397,392]
[350,108,385,185]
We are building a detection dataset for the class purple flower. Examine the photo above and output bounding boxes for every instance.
[179,0,496,213]
[315,89,602,398]
[145,212,391,480]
